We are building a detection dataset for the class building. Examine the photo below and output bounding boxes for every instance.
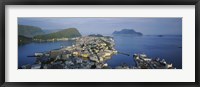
[81,53,89,58]
[35,52,43,57]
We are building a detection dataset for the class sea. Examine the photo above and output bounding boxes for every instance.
[18,35,182,69]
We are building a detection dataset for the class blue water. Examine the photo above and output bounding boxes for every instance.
[18,35,182,69]
[18,41,75,68]
[106,35,182,69]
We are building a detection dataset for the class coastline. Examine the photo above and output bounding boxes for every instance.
[20,35,177,69]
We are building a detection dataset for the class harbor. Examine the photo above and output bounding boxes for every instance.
[22,35,117,69]
[133,54,175,69]
[21,35,176,69]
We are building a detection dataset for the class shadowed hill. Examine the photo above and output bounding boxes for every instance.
[18,35,32,45]
[33,28,81,40]
[18,25,45,37]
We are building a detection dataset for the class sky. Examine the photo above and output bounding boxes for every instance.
[18,17,182,35]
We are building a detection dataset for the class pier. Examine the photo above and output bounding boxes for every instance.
[133,54,175,69]
[117,52,130,56]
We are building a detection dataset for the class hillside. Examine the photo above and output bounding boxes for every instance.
[33,28,81,40]
[18,25,45,37]
[113,29,143,36]
[18,35,32,45]
[43,29,64,34]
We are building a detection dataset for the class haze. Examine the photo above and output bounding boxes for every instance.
[18,17,182,35]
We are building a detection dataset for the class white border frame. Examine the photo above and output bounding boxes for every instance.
[5,5,195,82]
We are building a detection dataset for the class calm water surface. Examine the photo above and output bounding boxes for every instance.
[106,35,182,69]
[18,41,75,68]
[18,35,182,69]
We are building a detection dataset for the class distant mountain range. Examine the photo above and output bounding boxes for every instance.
[18,25,45,38]
[18,24,82,44]
[113,29,143,36]
[18,25,144,45]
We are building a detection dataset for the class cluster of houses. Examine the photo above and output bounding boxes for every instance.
[21,36,118,69]
[72,36,117,63]
[134,54,175,69]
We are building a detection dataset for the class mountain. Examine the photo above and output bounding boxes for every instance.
[112,29,143,36]
[18,25,45,37]
[18,35,32,45]
[33,28,81,40]
[43,29,64,34]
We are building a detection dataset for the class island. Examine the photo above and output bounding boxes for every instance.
[112,29,143,36]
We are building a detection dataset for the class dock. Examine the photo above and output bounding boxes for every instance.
[117,52,130,56]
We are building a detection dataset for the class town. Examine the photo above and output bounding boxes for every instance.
[22,35,118,69]
[21,35,175,69]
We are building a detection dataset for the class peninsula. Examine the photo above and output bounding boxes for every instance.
[18,25,82,44]
[21,35,118,69]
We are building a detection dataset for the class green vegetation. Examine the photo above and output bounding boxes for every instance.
[18,25,45,37]
[18,35,32,45]
[18,24,82,43]
[33,28,81,40]
[43,29,64,34]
